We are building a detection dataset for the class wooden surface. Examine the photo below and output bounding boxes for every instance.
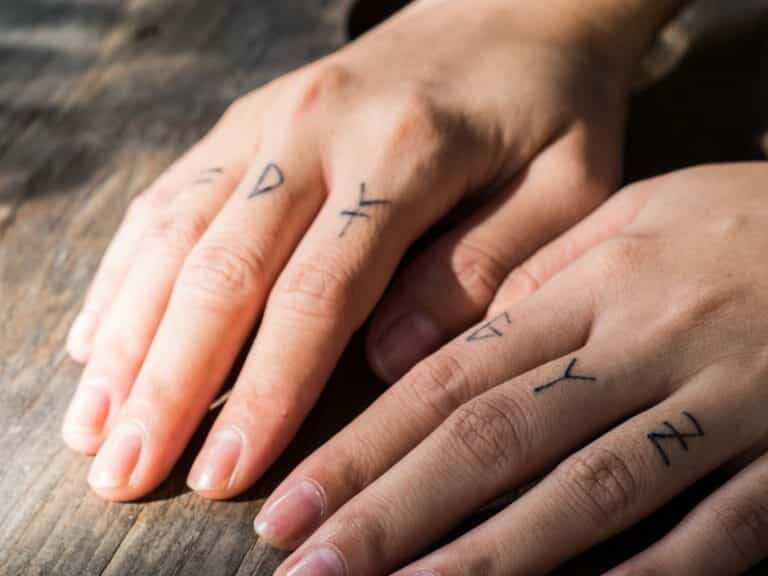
[1,1,767,575]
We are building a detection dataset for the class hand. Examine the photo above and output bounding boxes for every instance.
[260,164,768,576]
[61,0,654,501]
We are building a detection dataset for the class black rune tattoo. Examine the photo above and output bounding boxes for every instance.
[533,358,597,394]
[249,162,285,198]
[647,411,704,467]
[191,167,224,186]
[339,182,390,237]
[466,312,512,342]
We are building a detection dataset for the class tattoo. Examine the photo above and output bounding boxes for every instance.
[533,358,597,394]
[647,411,704,467]
[248,162,285,198]
[466,312,512,342]
[191,167,224,186]
[339,182,390,237]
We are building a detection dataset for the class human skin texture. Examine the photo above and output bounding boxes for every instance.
[61,0,684,502]
[263,163,768,576]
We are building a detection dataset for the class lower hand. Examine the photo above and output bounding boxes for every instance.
[260,163,768,576]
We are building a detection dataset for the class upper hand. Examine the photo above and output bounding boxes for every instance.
[262,163,768,576]
[62,0,633,500]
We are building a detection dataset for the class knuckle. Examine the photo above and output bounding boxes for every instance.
[451,240,509,302]
[503,261,543,299]
[142,210,209,254]
[179,242,267,305]
[272,258,353,320]
[461,553,497,576]
[591,236,647,280]
[556,447,638,523]
[709,496,768,560]
[381,92,443,154]
[405,351,474,419]
[210,94,263,139]
[656,282,734,338]
[290,60,355,120]
[443,392,531,474]
[334,440,379,496]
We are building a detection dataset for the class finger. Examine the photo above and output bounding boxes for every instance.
[65,141,225,363]
[84,149,318,500]
[63,85,271,365]
[61,155,247,454]
[396,366,766,576]
[273,322,680,574]
[607,450,768,576]
[253,256,597,550]
[488,177,652,315]
[366,129,614,383]
[187,187,449,499]
[190,101,485,501]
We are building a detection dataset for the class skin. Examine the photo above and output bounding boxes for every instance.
[262,164,768,576]
[60,0,682,500]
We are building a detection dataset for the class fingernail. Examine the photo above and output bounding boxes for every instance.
[187,427,244,492]
[255,479,326,548]
[64,379,110,435]
[372,312,440,382]
[285,545,346,576]
[88,420,145,489]
[66,309,99,362]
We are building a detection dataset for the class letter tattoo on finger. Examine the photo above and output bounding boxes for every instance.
[191,167,224,186]
[248,162,285,198]
[647,411,705,467]
[533,358,597,394]
[339,182,390,237]
[466,312,512,342]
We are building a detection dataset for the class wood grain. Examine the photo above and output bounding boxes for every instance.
[1,1,767,575]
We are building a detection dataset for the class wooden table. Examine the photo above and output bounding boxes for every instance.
[1,1,767,574]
